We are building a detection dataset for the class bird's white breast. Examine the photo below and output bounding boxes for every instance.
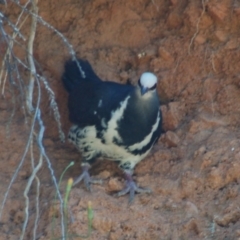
[68,94,160,169]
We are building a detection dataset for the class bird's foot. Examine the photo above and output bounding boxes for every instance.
[115,171,151,203]
[73,164,102,191]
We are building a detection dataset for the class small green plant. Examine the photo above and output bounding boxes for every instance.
[51,162,94,240]
[86,201,94,237]
[63,177,74,239]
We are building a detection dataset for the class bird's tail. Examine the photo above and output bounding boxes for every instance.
[62,59,101,92]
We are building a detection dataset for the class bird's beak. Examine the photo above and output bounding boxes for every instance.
[140,86,148,95]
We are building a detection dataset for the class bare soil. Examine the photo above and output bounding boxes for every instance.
[1,0,240,239]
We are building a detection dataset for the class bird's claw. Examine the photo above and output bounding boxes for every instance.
[73,166,102,191]
[115,179,151,203]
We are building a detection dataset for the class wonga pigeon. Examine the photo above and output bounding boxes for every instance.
[62,59,162,202]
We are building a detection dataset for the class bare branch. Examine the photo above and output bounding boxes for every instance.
[26,0,38,113]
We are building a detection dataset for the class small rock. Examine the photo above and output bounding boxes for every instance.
[215,30,228,42]
[234,6,240,15]
[180,171,200,198]
[235,229,240,237]
[215,209,240,227]
[185,201,199,217]
[164,198,178,211]
[13,210,24,224]
[194,145,206,158]
[200,14,214,29]
[226,185,239,199]
[158,47,174,63]
[93,215,112,233]
[225,39,239,50]
[166,11,182,29]
[98,170,111,179]
[207,2,230,22]
[144,46,157,58]
[150,58,162,72]
[19,170,30,179]
[194,34,206,45]
[108,177,123,192]
[164,131,180,147]
[119,71,129,82]
[136,46,158,67]
[202,77,220,101]
[182,218,199,235]
[109,229,123,240]
[170,0,178,6]
[208,167,223,189]
[161,102,185,131]
[189,115,227,135]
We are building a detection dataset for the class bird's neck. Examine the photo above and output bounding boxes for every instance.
[136,87,157,101]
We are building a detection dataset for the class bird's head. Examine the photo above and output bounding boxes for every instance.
[138,72,158,96]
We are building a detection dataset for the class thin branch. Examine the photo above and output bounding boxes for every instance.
[33,173,40,240]
[14,1,86,79]
[29,135,40,240]
[188,0,207,54]
[35,108,66,240]
[0,93,38,220]
[20,143,43,240]
[40,76,65,142]
[0,12,26,40]
[26,0,38,113]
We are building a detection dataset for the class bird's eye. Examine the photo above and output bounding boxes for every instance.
[149,84,156,90]
[138,80,141,87]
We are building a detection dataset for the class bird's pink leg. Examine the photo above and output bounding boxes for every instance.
[73,163,102,191]
[115,170,151,203]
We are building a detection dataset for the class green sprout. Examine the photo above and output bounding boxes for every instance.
[51,161,94,239]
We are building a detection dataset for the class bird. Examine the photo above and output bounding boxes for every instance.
[62,58,162,202]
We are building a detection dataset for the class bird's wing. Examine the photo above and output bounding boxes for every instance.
[68,80,134,128]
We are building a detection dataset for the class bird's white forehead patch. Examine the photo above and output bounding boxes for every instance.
[140,72,157,88]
